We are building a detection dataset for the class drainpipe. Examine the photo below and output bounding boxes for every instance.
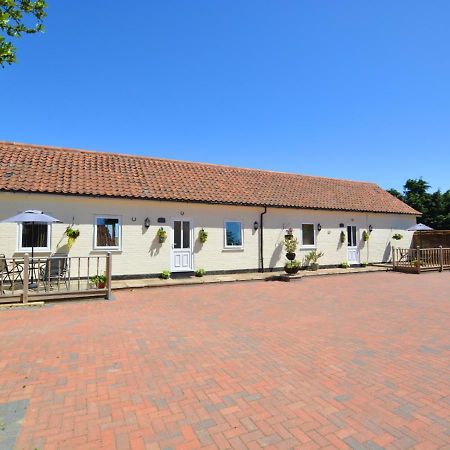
[260,206,267,272]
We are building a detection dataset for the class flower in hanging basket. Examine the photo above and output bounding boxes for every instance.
[362,230,369,242]
[340,230,346,244]
[392,233,403,240]
[65,226,80,248]
[157,227,167,243]
[199,228,208,244]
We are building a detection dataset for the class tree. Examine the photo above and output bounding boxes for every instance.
[0,0,47,66]
[388,178,450,230]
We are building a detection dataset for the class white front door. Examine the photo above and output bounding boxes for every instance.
[347,225,360,265]
[171,219,193,272]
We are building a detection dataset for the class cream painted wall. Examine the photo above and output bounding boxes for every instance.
[0,192,417,276]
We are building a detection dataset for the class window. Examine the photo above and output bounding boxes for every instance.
[94,216,121,249]
[224,221,243,248]
[18,223,51,252]
[301,223,316,247]
[347,225,357,247]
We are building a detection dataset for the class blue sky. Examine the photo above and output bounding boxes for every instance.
[1,0,449,192]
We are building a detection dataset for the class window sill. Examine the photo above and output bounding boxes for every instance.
[222,247,244,252]
[93,248,122,253]
[300,246,317,250]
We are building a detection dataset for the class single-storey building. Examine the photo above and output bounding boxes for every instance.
[0,142,419,277]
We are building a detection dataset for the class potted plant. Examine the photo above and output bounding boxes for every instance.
[65,226,80,248]
[361,261,368,267]
[160,270,171,279]
[340,261,349,269]
[392,233,403,240]
[199,228,208,244]
[340,230,346,244]
[283,235,298,260]
[284,259,301,275]
[285,227,294,240]
[362,230,369,242]
[304,249,324,271]
[91,274,106,289]
[157,227,167,243]
[195,268,206,277]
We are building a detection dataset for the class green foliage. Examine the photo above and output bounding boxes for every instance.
[388,178,450,230]
[362,230,369,242]
[195,268,206,277]
[340,230,346,243]
[304,249,324,265]
[284,259,301,269]
[0,0,47,66]
[340,261,349,268]
[360,261,368,267]
[157,227,167,242]
[392,233,403,240]
[65,226,80,248]
[283,235,298,253]
[160,270,171,279]
[198,228,208,244]
[91,274,106,286]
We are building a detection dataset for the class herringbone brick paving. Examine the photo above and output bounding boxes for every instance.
[0,272,448,449]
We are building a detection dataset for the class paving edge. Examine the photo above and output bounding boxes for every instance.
[0,302,44,309]
[112,267,390,290]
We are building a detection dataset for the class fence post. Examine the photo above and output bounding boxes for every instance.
[105,252,112,300]
[439,245,443,272]
[21,253,29,304]
[416,246,421,274]
[392,246,396,271]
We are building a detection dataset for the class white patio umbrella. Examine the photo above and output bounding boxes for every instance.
[0,210,61,285]
[407,223,434,248]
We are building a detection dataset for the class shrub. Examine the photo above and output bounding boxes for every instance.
[340,230,346,243]
[199,228,208,243]
[283,236,298,253]
[362,230,369,242]
[285,259,301,269]
[157,227,167,243]
[304,249,324,265]
[340,261,349,268]
[195,268,206,277]
[361,261,368,267]
[160,270,171,279]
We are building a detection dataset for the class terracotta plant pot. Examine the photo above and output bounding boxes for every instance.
[286,252,296,261]
[97,281,105,289]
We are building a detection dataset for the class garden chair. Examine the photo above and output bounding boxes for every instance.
[40,254,68,291]
[0,254,23,292]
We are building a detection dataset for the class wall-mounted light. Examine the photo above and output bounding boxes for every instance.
[369,224,373,233]
[253,221,259,231]
[317,223,322,232]
[144,217,151,228]
[339,223,345,228]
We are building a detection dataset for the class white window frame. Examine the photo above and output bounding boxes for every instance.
[94,215,122,251]
[300,223,316,248]
[224,220,244,249]
[17,223,51,252]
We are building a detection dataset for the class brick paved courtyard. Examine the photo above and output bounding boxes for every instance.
[0,272,449,450]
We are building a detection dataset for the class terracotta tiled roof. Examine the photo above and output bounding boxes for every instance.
[0,142,419,215]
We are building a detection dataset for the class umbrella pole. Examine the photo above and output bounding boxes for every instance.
[31,223,35,285]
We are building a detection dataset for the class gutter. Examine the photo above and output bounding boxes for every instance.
[259,206,268,272]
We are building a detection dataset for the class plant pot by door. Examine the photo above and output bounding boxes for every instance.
[309,263,319,271]
[286,252,296,261]
[97,281,105,289]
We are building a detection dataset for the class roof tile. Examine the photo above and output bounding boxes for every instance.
[0,142,419,215]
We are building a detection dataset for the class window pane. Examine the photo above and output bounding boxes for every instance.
[302,224,315,246]
[22,223,48,248]
[96,218,120,247]
[182,221,190,248]
[174,221,181,249]
[347,226,352,246]
[225,222,242,246]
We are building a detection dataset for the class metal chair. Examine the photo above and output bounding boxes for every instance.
[40,254,68,291]
[0,254,23,292]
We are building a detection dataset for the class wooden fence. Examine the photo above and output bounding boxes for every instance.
[0,253,112,304]
[392,246,450,274]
